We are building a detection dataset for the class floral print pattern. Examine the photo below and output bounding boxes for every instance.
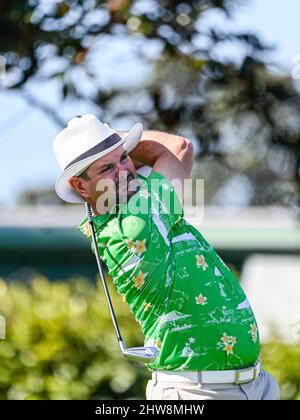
[125,238,136,251]
[133,271,148,290]
[126,238,147,256]
[195,294,208,305]
[135,239,147,256]
[196,255,208,271]
[249,323,258,343]
[140,188,150,199]
[218,333,237,355]
[155,338,162,349]
[143,302,153,312]
[81,222,91,239]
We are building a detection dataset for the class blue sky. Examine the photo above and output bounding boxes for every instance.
[1,0,300,205]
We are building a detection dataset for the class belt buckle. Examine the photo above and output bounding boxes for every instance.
[235,367,254,385]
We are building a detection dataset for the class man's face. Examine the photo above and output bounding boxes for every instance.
[68,145,138,213]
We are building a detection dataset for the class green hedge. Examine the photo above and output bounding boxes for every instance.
[0,275,149,400]
[0,275,299,400]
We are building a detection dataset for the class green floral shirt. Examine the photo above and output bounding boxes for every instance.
[78,170,260,372]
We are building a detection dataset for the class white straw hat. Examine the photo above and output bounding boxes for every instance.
[52,114,143,203]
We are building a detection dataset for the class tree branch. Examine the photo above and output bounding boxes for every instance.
[20,89,66,128]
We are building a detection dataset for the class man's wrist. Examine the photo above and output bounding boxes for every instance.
[117,128,186,167]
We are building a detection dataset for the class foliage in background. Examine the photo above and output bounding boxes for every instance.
[0,275,149,400]
[0,0,299,210]
[262,342,300,400]
[0,275,299,400]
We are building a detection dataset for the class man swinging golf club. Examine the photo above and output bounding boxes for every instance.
[52,114,280,400]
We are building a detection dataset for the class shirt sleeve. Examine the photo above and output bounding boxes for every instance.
[118,170,184,243]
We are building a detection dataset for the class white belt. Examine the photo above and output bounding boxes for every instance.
[152,360,262,385]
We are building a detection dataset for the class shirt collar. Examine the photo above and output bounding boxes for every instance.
[78,201,125,238]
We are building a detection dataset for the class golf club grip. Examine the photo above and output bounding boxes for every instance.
[85,203,123,344]
[86,202,93,222]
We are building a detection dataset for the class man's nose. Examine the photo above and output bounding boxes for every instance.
[114,163,128,180]
[116,162,128,173]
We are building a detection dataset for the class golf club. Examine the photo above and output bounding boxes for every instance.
[85,202,158,364]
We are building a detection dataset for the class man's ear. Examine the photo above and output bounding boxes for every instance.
[68,176,90,199]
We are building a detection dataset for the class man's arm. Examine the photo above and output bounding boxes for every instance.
[117,129,194,198]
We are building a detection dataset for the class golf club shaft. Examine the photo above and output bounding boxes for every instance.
[85,203,124,348]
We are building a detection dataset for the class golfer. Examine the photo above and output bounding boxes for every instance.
[53,114,280,400]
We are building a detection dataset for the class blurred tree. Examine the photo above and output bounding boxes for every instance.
[1,0,300,211]
[17,186,69,205]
